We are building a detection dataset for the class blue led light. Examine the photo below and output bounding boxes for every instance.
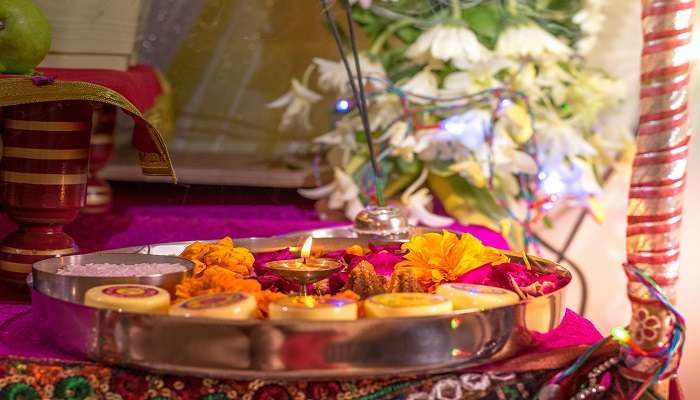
[335,99,351,113]
[438,111,491,150]
[499,98,513,109]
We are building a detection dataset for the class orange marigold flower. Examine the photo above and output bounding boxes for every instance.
[254,290,288,319]
[176,267,261,300]
[395,230,509,292]
[180,236,254,278]
[333,289,361,302]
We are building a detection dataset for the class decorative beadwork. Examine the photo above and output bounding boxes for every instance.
[569,356,619,400]
[0,358,555,400]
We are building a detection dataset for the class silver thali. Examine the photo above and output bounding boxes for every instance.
[31,226,571,379]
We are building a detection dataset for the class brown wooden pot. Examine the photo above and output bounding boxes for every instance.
[0,101,92,284]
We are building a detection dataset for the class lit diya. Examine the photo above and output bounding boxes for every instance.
[264,237,343,296]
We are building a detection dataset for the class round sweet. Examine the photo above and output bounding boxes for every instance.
[436,283,520,310]
[365,293,452,318]
[170,292,257,320]
[84,284,170,314]
[269,296,357,320]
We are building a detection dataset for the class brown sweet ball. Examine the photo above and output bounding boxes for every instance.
[388,268,424,293]
[345,260,386,299]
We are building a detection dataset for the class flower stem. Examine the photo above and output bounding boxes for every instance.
[507,0,517,15]
[301,64,316,87]
[369,19,413,55]
[450,0,462,20]
[346,154,368,175]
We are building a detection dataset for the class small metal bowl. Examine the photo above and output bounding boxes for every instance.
[32,253,194,303]
[353,206,410,240]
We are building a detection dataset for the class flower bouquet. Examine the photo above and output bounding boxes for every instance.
[269,0,633,246]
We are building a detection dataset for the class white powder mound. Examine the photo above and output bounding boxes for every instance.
[56,263,185,277]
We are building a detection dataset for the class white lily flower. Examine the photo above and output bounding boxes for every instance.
[267,79,322,132]
[539,158,601,197]
[369,93,403,130]
[512,61,571,104]
[313,55,386,93]
[298,168,364,220]
[400,69,438,104]
[449,128,537,191]
[489,133,539,176]
[406,24,490,66]
[442,72,482,97]
[314,116,358,147]
[349,0,372,8]
[404,188,455,227]
[496,24,572,59]
[414,109,491,162]
[537,61,573,105]
[387,121,428,162]
[535,112,596,168]
[436,110,492,151]
[400,168,454,227]
[567,69,625,128]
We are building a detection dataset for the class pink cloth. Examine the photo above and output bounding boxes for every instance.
[0,184,510,254]
[0,183,598,363]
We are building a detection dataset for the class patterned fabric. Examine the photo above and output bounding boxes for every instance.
[0,358,552,400]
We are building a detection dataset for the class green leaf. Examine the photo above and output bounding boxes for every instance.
[433,174,506,220]
[462,4,505,49]
[429,160,455,177]
[395,157,422,175]
[379,44,410,75]
[395,26,422,43]
[355,130,367,144]
[389,63,424,83]
[535,0,553,10]
[351,7,377,26]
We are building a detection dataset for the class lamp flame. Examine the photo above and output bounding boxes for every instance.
[301,237,313,261]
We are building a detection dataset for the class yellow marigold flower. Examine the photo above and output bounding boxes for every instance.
[345,245,365,257]
[396,230,509,292]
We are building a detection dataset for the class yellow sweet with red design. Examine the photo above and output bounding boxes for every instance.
[436,283,519,310]
[364,293,452,318]
[269,296,358,320]
[84,284,170,314]
[170,292,257,320]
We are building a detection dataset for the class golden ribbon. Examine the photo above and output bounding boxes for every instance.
[0,78,176,181]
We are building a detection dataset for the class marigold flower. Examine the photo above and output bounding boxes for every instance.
[175,267,261,299]
[345,245,365,257]
[395,230,509,292]
[180,237,254,278]
[254,290,288,319]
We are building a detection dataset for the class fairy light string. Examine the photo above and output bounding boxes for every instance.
[335,74,544,247]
